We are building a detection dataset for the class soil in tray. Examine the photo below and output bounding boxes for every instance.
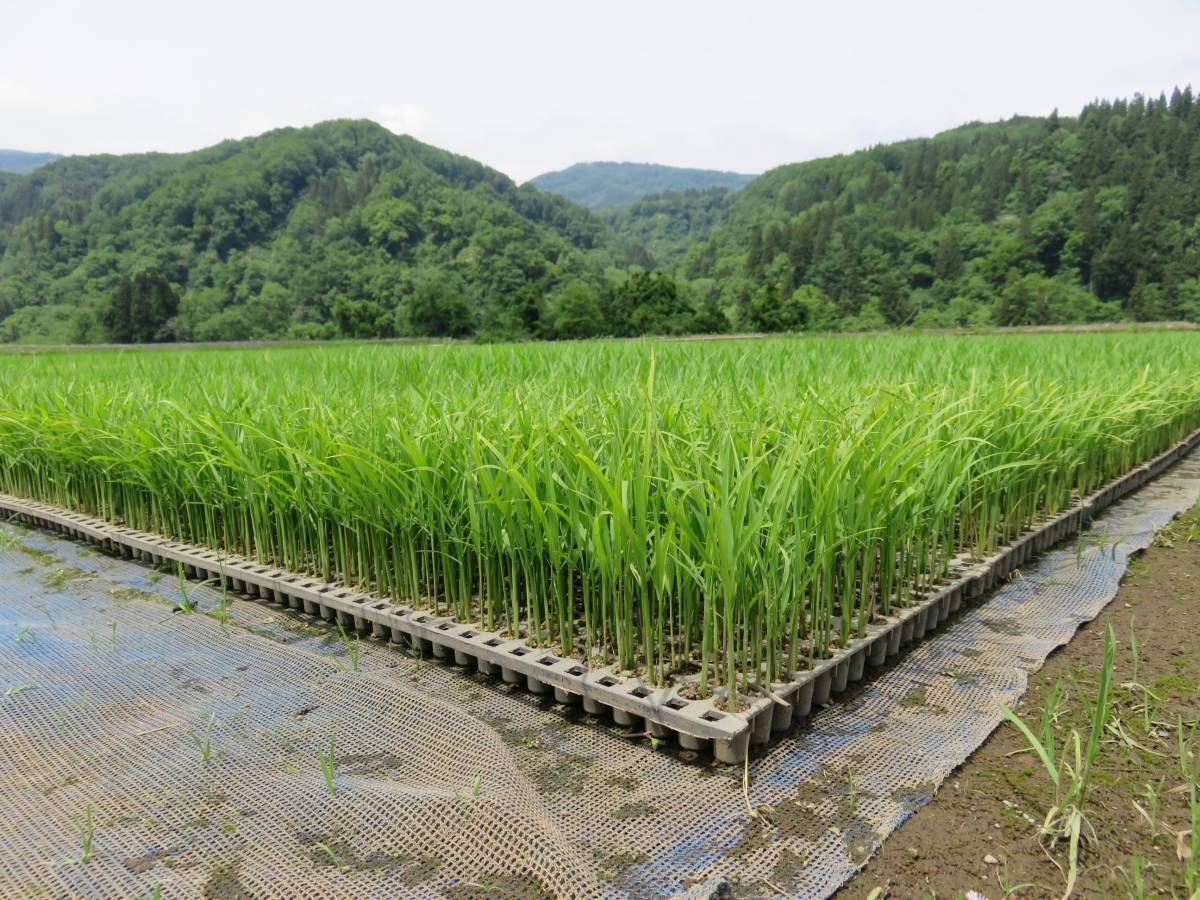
[840,501,1200,899]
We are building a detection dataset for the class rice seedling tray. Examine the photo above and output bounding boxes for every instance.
[2,425,1198,763]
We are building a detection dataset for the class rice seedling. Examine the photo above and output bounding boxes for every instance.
[997,624,1118,897]
[188,712,217,763]
[995,862,1034,898]
[334,621,360,672]
[78,803,94,864]
[314,841,347,872]
[1123,621,1167,738]
[456,774,483,805]
[174,563,194,614]
[319,732,336,796]
[1177,717,1199,894]
[1133,781,1165,836]
[0,333,1198,704]
[207,576,230,627]
[1117,855,1148,900]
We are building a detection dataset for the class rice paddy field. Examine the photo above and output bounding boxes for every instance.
[1,332,1199,709]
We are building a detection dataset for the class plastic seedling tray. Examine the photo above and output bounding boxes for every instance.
[2,426,1197,763]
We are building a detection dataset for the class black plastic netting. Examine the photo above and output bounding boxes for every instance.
[1,454,1198,899]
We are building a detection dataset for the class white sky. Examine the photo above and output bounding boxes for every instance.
[3,0,1198,183]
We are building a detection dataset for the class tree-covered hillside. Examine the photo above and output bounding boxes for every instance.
[658,91,1200,331]
[605,187,738,269]
[531,161,755,211]
[0,121,617,342]
[2,90,1198,345]
[0,150,61,175]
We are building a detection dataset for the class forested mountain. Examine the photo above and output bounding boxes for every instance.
[531,162,755,210]
[650,91,1200,330]
[0,121,619,342]
[0,150,61,175]
[1,90,1198,345]
[605,187,738,269]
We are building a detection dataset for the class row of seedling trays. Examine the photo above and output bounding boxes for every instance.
[2,426,1197,763]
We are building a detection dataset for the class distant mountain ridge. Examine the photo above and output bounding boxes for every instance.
[0,150,62,174]
[530,161,755,210]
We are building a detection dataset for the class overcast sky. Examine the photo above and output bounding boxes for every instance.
[3,0,1198,183]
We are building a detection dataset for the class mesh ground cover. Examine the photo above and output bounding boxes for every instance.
[1,453,1198,899]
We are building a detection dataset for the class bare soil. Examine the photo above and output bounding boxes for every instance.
[842,504,1200,899]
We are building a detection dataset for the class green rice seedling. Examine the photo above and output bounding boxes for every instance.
[995,862,1034,898]
[319,732,336,796]
[997,624,1118,897]
[0,334,1198,700]
[456,774,484,804]
[1130,619,1140,687]
[1178,717,1199,894]
[174,563,194,614]
[1125,620,1165,736]
[1117,855,1147,900]
[188,712,217,763]
[78,804,94,864]
[334,621,360,672]
[207,574,230,626]
[1133,781,1164,836]
[314,841,347,872]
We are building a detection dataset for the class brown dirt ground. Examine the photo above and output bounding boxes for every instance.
[842,502,1200,899]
